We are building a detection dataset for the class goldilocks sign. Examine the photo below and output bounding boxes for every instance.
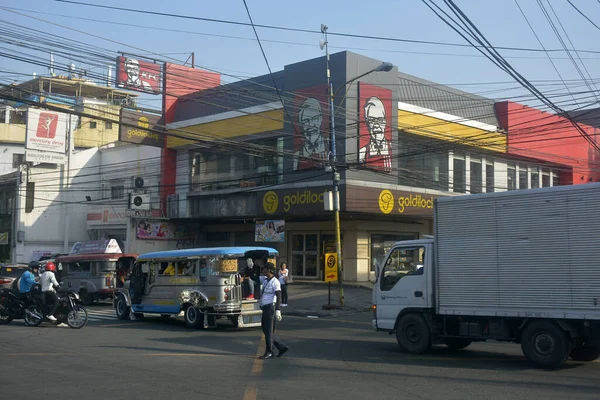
[345,186,441,217]
[261,188,326,215]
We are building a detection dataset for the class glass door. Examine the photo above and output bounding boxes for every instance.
[291,233,319,278]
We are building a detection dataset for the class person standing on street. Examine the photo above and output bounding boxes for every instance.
[259,262,289,360]
[278,262,289,307]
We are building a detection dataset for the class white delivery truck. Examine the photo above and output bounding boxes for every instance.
[372,183,600,368]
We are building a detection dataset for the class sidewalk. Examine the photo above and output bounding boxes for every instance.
[282,280,374,318]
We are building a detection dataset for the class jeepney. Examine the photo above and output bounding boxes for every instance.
[57,239,138,305]
[113,246,278,329]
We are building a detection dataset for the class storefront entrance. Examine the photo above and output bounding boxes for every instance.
[290,233,319,278]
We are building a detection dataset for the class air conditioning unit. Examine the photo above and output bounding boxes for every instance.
[129,193,151,210]
[132,176,145,189]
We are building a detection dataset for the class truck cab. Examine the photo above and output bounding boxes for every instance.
[373,239,435,331]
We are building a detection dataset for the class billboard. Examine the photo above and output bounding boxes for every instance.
[25,109,68,154]
[69,239,122,255]
[136,220,191,240]
[255,220,285,242]
[358,83,393,172]
[116,56,162,94]
[291,85,329,171]
[119,109,163,147]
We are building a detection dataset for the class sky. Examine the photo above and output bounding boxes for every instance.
[1,0,599,112]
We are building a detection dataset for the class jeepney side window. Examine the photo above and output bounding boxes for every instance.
[71,262,91,274]
[177,261,195,276]
[148,263,156,285]
[159,262,172,275]
[380,247,424,291]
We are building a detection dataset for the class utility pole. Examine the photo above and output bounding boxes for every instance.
[63,113,74,253]
[322,24,344,307]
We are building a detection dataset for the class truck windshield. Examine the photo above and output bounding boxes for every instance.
[380,247,424,291]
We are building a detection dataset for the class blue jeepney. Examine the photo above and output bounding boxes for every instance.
[113,246,278,329]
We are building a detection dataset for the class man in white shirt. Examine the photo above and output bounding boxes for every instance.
[40,262,60,321]
[259,262,289,359]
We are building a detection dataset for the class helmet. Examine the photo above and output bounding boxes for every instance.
[28,261,40,271]
[45,262,57,272]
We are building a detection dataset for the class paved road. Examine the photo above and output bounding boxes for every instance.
[1,304,599,400]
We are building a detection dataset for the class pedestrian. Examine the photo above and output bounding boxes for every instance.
[258,262,289,360]
[278,262,289,307]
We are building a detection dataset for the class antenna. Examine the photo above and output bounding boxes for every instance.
[49,52,55,77]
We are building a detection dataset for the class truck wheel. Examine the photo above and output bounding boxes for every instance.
[115,296,130,320]
[395,314,431,354]
[521,321,570,369]
[445,338,472,351]
[570,343,600,362]
[184,305,202,329]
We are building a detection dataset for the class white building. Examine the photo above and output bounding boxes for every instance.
[12,143,164,262]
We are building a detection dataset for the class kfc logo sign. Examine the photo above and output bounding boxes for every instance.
[116,56,162,94]
[25,109,68,154]
[36,112,58,139]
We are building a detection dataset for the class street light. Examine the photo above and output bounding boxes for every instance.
[321,24,393,307]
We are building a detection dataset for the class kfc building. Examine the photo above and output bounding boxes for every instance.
[162,51,569,282]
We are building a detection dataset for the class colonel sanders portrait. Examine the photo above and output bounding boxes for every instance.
[359,96,392,172]
[294,97,327,170]
[124,58,154,92]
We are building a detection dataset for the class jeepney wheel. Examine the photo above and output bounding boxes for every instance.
[230,315,240,328]
[80,290,94,306]
[184,304,202,329]
[115,296,130,320]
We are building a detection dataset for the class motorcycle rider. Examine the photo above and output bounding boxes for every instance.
[19,261,40,297]
[40,262,60,321]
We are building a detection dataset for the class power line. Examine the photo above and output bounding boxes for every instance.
[48,0,600,55]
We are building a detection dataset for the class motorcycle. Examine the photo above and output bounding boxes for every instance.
[0,288,27,324]
[0,285,88,329]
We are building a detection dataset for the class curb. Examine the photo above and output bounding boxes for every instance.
[285,306,372,318]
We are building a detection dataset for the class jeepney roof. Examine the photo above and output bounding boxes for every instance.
[137,247,278,261]
[56,253,139,263]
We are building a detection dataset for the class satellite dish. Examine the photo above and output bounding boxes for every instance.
[319,39,327,50]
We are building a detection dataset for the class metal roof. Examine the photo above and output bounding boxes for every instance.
[566,108,600,128]
[138,247,279,261]
[397,72,499,127]
[173,72,284,123]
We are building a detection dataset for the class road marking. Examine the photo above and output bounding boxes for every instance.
[243,335,265,400]
[143,353,253,358]
[4,353,78,356]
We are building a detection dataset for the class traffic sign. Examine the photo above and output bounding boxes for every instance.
[324,253,338,282]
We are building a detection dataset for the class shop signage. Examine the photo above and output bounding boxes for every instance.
[346,186,443,217]
[260,188,327,215]
[0,232,8,245]
[25,109,68,154]
[25,150,67,165]
[70,239,122,255]
[119,109,163,147]
[255,220,285,243]
[115,56,162,94]
[87,208,162,226]
[136,220,191,241]
[324,253,338,282]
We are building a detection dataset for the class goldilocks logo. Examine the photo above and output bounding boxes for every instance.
[263,191,279,214]
[378,190,434,214]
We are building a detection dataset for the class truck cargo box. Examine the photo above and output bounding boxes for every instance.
[435,183,600,319]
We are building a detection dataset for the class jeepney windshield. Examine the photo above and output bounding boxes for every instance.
[99,261,117,272]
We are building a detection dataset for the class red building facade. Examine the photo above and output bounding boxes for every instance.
[496,101,600,185]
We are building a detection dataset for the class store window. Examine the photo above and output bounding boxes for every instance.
[507,164,516,191]
[111,185,124,200]
[470,159,482,194]
[530,167,540,189]
[486,162,495,193]
[291,233,318,278]
[453,157,466,193]
[542,170,551,187]
[371,234,416,272]
[552,172,560,187]
[518,166,528,190]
